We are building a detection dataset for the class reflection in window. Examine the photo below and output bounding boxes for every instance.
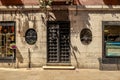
[104,26,120,57]
[104,26,120,42]
[0,22,15,59]
[80,28,92,45]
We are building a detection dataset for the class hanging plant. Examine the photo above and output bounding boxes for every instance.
[39,0,53,9]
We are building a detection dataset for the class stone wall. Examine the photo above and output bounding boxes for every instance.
[0,6,120,69]
[69,8,120,69]
[0,10,47,68]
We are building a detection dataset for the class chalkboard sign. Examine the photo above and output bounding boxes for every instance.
[25,29,37,45]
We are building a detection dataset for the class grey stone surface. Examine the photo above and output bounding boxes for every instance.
[0,68,119,80]
[0,6,120,69]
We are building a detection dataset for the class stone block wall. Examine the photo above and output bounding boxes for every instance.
[0,10,47,68]
[69,8,120,69]
[0,6,120,69]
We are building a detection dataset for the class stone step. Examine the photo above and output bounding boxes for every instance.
[43,66,75,70]
[101,64,120,70]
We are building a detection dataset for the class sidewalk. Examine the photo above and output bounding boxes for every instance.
[0,68,120,80]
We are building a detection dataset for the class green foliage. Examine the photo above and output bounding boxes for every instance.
[39,0,53,8]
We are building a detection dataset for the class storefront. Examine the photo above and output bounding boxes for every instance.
[0,0,119,70]
[0,21,16,61]
[101,21,120,70]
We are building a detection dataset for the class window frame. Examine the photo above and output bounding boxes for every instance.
[25,28,37,45]
[80,28,92,45]
[102,21,120,58]
[0,21,16,62]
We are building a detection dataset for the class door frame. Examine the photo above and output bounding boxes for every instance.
[46,21,71,64]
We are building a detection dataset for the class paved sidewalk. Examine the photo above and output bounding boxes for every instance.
[0,68,120,80]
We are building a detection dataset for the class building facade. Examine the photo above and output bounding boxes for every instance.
[0,0,120,70]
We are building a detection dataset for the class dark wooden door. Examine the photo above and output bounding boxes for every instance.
[47,21,70,63]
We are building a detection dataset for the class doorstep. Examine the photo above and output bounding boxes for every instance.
[42,66,75,70]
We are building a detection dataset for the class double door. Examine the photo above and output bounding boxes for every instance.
[47,21,70,63]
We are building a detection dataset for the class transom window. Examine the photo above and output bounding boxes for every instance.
[0,21,16,60]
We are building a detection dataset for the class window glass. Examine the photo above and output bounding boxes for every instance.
[25,29,37,45]
[0,22,15,59]
[104,26,120,57]
[80,28,92,45]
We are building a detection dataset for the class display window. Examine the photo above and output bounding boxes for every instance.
[0,21,16,60]
[103,21,120,57]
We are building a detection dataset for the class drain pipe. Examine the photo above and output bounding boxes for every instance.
[28,48,31,68]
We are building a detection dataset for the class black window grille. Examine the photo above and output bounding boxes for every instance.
[25,29,37,45]
[47,21,70,63]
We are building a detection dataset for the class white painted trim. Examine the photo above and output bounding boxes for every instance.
[0,5,120,11]
[69,5,120,11]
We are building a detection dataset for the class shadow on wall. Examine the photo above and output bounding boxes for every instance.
[16,47,23,68]
[72,5,91,35]
[103,0,120,5]
[17,11,39,49]
[48,7,69,21]
[16,47,23,63]
[40,6,70,25]
[1,0,24,5]
[70,44,81,67]
[18,17,29,44]
[47,8,82,67]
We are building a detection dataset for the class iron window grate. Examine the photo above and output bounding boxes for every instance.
[47,21,70,63]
